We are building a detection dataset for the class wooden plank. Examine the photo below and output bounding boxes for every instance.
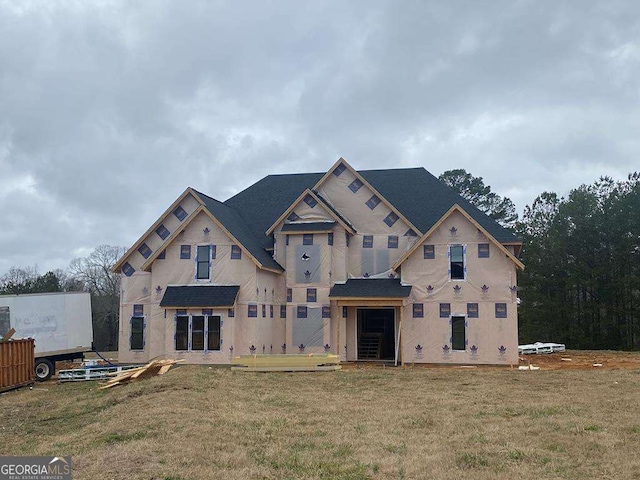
[231,365,341,372]
[232,354,339,368]
[233,354,339,360]
[399,314,405,367]
[1,328,15,341]
[233,359,339,368]
[231,356,340,364]
[99,359,182,389]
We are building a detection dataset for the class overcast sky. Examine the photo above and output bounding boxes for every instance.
[1,0,639,275]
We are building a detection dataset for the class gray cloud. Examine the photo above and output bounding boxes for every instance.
[1,0,639,274]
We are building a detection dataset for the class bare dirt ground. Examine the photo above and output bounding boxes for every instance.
[517,350,640,370]
[342,350,640,371]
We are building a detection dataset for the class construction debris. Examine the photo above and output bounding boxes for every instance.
[1,327,16,341]
[518,342,566,354]
[518,365,541,371]
[59,364,140,382]
[98,359,182,389]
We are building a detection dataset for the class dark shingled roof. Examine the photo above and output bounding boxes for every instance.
[224,168,518,249]
[160,285,240,308]
[224,172,323,249]
[194,190,284,271]
[187,166,518,271]
[281,222,336,232]
[329,279,412,298]
[359,168,518,243]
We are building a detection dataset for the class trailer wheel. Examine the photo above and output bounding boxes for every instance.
[35,359,54,381]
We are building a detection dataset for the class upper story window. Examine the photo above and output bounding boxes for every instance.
[449,245,465,280]
[173,206,188,222]
[303,234,313,246]
[138,243,152,258]
[231,245,242,259]
[366,195,381,210]
[122,262,135,277]
[478,243,490,258]
[156,224,170,240]
[303,194,317,208]
[423,245,435,259]
[348,178,363,193]
[306,288,317,302]
[383,212,399,227]
[196,245,211,280]
[333,164,346,176]
[180,245,191,260]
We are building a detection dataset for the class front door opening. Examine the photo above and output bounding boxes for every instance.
[357,308,395,360]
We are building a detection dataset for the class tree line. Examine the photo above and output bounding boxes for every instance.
[440,169,640,351]
[0,245,126,351]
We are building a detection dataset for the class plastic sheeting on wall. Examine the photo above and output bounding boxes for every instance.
[292,307,324,350]
[346,234,416,278]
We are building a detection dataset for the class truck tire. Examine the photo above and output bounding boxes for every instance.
[35,359,54,381]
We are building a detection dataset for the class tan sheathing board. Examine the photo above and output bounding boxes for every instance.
[267,188,356,237]
[113,189,201,273]
[117,159,522,366]
[119,210,284,365]
[313,158,422,237]
[393,204,524,271]
[315,163,415,236]
[399,209,519,365]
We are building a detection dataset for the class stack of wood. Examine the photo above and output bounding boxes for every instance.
[232,353,341,372]
[98,359,182,389]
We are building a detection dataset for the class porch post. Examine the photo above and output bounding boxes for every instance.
[399,306,405,367]
[335,301,341,361]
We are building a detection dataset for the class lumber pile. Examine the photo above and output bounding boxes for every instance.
[98,359,182,389]
[231,354,341,372]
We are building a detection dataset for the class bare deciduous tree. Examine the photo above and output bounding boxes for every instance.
[69,245,127,351]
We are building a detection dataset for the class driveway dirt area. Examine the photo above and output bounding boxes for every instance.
[345,350,640,371]
[518,350,640,370]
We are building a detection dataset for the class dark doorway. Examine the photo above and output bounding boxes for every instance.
[357,308,395,360]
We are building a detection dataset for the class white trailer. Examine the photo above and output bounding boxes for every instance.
[0,291,94,380]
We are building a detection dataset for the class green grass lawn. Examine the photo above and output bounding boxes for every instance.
[1,364,640,479]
